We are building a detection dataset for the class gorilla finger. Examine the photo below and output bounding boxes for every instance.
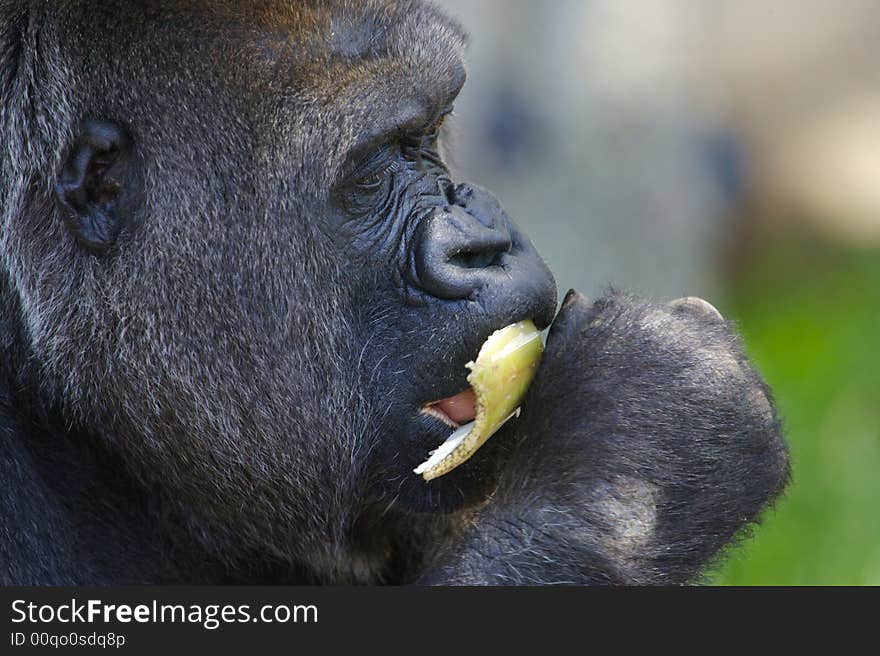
[668,296,724,321]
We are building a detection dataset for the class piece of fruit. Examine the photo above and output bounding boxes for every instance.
[414,319,543,481]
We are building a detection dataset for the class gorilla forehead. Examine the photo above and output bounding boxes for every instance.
[251,0,468,68]
[42,0,467,186]
[57,0,468,97]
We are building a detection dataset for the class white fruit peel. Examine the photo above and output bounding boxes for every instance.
[414,320,544,481]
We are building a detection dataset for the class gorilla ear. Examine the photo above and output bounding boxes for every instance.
[57,120,134,254]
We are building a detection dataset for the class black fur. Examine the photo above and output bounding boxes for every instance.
[0,0,788,585]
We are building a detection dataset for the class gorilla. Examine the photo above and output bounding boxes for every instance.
[0,0,788,585]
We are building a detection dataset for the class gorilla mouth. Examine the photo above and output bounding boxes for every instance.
[421,389,478,429]
[414,320,544,481]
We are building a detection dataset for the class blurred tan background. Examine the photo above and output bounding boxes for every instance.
[438,0,880,585]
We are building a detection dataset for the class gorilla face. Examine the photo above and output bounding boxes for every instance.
[1,0,554,568]
[329,94,557,512]
[290,3,556,511]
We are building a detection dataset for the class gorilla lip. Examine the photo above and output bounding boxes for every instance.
[414,320,544,481]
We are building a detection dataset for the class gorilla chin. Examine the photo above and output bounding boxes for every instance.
[394,412,512,514]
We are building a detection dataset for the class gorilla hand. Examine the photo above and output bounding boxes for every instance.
[423,291,790,585]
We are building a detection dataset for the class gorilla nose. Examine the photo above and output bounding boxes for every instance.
[413,184,558,329]
[415,204,513,300]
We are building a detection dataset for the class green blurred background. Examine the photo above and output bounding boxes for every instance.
[438,0,880,584]
[711,241,880,584]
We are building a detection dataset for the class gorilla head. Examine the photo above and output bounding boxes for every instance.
[0,0,556,574]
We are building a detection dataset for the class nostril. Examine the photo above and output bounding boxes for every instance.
[444,212,512,271]
[449,247,506,270]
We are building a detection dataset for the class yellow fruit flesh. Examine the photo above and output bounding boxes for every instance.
[414,320,544,481]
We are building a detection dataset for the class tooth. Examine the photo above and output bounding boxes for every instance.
[414,320,544,481]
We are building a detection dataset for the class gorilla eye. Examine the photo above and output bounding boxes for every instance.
[353,158,400,193]
[348,144,397,187]
[399,106,453,168]
[340,145,403,214]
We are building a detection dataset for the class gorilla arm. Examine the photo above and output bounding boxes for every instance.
[421,291,790,585]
